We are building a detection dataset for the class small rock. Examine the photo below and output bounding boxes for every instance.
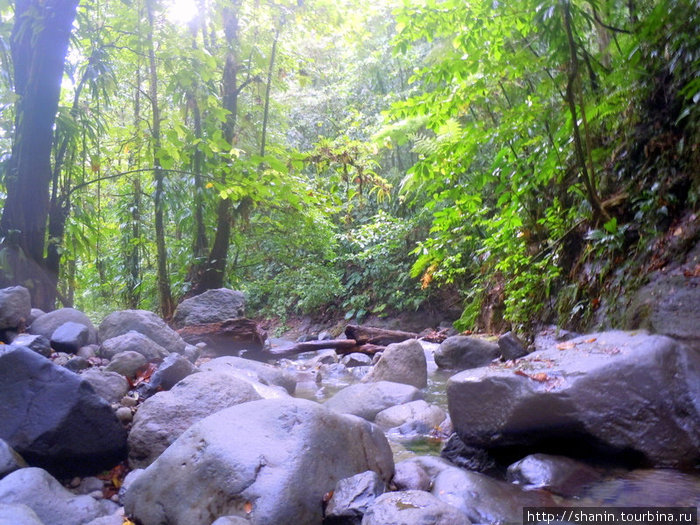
[498,331,529,360]
[75,476,105,495]
[0,468,119,525]
[361,490,469,525]
[440,433,498,475]
[392,461,431,491]
[135,353,197,398]
[0,439,26,479]
[51,321,90,353]
[64,356,90,372]
[100,330,168,362]
[325,471,385,524]
[311,350,338,366]
[507,453,602,497]
[120,396,138,408]
[81,369,130,404]
[324,381,424,421]
[341,353,372,367]
[77,344,99,359]
[104,351,147,380]
[115,407,133,424]
[362,339,427,389]
[9,334,51,357]
[374,400,446,432]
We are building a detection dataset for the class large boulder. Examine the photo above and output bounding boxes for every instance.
[431,466,555,524]
[447,331,700,468]
[435,335,500,369]
[199,356,296,394]
[177,318,267,357]
[0,346,127,477]
[324,381,424,421]
[361,490,469,525]
[172,288,246,328]
[8,334,50,357]
[123,398,394,525]
[362,339,427,389]
[99,330,168,361]
[98,310,186,354]
[128,371,263,468]
[29,308,97,345]
[0,468,118,525]
[0,286,31,331]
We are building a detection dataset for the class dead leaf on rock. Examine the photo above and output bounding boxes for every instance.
[244,501,253,514]
[531,372,549,382]
[556,341,575,350]
[584,338,597,343]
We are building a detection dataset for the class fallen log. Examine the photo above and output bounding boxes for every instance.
[344,324,418,346]
[268,339,386,359]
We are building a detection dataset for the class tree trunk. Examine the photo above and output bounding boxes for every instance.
[188,2,243,295]
[146,0,174,317]
[0,0,79,310]
[561,0,609,224]
[344,324,418,346]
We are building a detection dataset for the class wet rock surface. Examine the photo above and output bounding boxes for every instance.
[447,331,700,468]
[124,398,393,525]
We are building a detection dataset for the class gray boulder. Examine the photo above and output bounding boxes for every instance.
[80,369,130,404]
[104,350,147,380]
[100,330,168,362]
[435,335,499,369]
[128,371,262,468]
[507,453,602,497]
[324,381,424,421]
[51,321,90,353]
[0,468,118,525]
[0,440,25,479]
[29,308,97,345]
[123,398,394,525]
[0,286,31,330]
[200,356,296,394]
[0,503,44,525]
[98,309,186,354]
[324,471,385,524]
[0,346,127,477]
[447,331,700,468]
[498,331,529,360]
[9,334,50,357]
[362,339,427,389]
[374,400,446,432]
[361,490,469,525]
[172,288,246,328]
[431,466,554,524]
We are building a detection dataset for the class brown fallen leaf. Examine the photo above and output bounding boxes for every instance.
[244,501,253,514]
[556,341,575,350]
[584,338,597,343]
[531,372,549,382]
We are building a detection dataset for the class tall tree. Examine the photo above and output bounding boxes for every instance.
[0,0,80,310]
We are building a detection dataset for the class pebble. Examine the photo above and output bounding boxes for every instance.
[121,395,138,407]
[116,406,133,423]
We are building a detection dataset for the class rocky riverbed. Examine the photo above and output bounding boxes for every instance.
[0,286,698,525]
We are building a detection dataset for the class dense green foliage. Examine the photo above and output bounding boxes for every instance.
[0,0,697,331]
